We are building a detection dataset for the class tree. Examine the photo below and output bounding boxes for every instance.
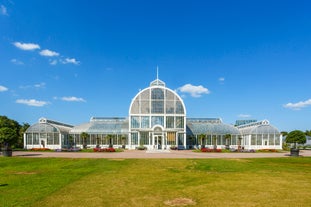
[106,134,113,148]
[121,135,126,149]
[224,134,231,150]
[80,132,89,149]
[305,130,311,137]
[188,135,194,149]
[0,116,21,149]
[286,130,306,149]
[212,135,217,150]
[0,127,18,147]
[198,134,206,149]
[18,123,30,148]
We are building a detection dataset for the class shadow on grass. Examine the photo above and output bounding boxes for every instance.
[16,154,42,157]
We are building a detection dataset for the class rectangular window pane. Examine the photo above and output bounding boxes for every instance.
[141,101,150,114]
[251,135,256,145]
[131,116,140,128]
[217,135,222,145]
[141,116,150,128]
[269,134,274,145]
[166,101,175,114]
[140,132,149,145]
[176,116,184,128]
[256,134,262,145]
[167,132,176,145]
[166,116,174,128]
[152,101,164,113]
[54,134,59,145]
[176,101,184,114]
[178,133,184,145]
[151,116,164,127]
[275,134,280,145]
[26,134,33,145]
[47,133,53,145]
[231,135,237,145]
[33,133,39,144]
[131,132,138,145]
[206,135,212,145]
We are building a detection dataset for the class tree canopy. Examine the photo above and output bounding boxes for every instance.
[0,116,21,147]
[285,130,306,146]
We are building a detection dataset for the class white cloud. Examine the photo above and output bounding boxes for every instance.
[283,99,311,110]
[219,77,225,84]
[49,60,58,65]
[62,58,80,65]
[0,85,8,92]
[13,42,40,51]
[20,82,46,90]
[16,99,49,107]
[34,82,46,88]
[61,96,86,102]
[238,114,251,118]
[177,84,210,98]
[39,49,59,57]
[1,5,8,16]
[11,58,24,65]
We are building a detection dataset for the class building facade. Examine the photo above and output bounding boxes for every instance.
[24,118,73,150]
[24,78,282,150]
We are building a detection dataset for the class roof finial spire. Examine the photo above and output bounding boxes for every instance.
[156,66,159,80]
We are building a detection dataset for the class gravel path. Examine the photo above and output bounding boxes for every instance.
[11,150,311,159]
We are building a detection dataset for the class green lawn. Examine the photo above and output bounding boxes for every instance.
[1,157,311,207]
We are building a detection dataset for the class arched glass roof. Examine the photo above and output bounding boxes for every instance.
[240,124,280,135]
[237,120,280,135]
[187,120,241,135]
[70,117,129,134]
[129,79,186,115]
[26,118,73,134]
[26,123,60,133]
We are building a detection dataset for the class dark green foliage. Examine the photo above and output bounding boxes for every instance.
[286,130,306,148]
[0,116,21,148]
[80,132,89,149]
[305,130,311,136]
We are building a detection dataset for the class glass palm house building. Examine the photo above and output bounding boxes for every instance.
[24,78,282,150]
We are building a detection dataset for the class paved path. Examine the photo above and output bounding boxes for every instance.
[11,150,311,159]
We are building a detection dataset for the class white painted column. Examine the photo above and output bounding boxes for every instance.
[128,132,131,149]
[23,133,26,149]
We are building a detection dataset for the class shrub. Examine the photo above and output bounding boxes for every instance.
[257,149,278,153]
[93,147,116,152]
[31,148,51,151]
[201,148,222,153]
[104,147,116,152]
[170,146,178,150]
[93,148,101,152]
[136,146,147,150]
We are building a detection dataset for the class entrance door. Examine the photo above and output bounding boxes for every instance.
[154,135,162,150]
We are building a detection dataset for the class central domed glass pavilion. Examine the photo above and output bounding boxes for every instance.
[129,78,187,150]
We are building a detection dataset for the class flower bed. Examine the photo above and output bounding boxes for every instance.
[201,148,222,153]
[257,149,278,153]
[30,148,51,151]
[93,147,116,152]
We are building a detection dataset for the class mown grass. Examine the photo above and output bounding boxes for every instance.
[1,157,311,207]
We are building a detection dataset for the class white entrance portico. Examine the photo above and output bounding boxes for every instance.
[152,125,165,150]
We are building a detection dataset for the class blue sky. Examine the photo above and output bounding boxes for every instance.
[1,0,311,132]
